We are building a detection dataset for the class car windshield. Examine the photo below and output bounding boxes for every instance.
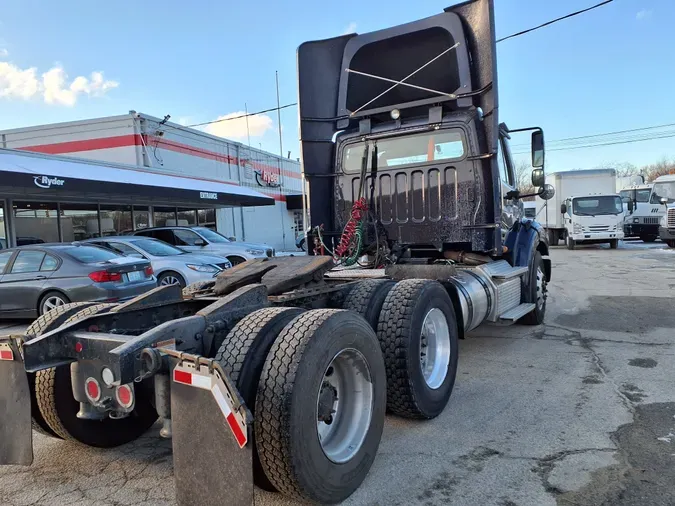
[342,129,465,172]
[63,245,120,263]
[133,239,185,256]
[572,196,623,216]
[650,182,675,204]
[192,227,230,243]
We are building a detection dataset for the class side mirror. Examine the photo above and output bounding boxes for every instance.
[627,200,635,213]
[531,168,545,188]
[531,130,545,168]
[660,197,668,206]
[540,184,555,201]
[560,203,567,214]
[194,239,206,246]
[228,237,237,242]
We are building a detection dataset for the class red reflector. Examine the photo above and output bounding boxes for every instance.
[144,265,154,277]
[0,349,13,361]
[88,270,122,283]
[85,378,101,401]
[116,384,134,408]
[227,412,247,448]
[173,369,192,385]
[75,342,83,353]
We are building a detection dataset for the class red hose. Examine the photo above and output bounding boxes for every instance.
[335,198,367,257]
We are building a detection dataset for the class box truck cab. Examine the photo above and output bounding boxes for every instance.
[653,175,675,247]
[620,184,663,243]
[561,194,624,249]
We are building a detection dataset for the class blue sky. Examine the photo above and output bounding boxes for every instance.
[0,0,672,172]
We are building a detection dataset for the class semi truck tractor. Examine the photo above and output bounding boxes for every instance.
[0,1,555,504]
[653,175,675,247]
[619,183,663,242]
[537,168,624,249]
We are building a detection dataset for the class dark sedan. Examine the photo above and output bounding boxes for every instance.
[0,243,157,318]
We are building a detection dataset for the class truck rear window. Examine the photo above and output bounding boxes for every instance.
[342,129,465,173]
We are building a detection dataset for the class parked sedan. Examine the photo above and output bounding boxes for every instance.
[0,244,156,318]
[84,236,231,287]
[132,226,274,265]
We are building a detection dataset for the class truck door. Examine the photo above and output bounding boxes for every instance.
[497,133,519,238]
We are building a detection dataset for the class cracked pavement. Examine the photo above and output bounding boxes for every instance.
[2,241,675,505]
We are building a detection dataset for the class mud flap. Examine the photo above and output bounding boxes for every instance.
[0,340,33,465]
[171,360,253,506]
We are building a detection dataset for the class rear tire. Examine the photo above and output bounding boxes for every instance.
[640,234,657,243]
[610,239,618,249]
[35,304,158,447]
[547,229,557,246]
[255,310,386,504]
[566,237,576,250]
[215,307,305,491]
[299,238,306,252]
[377,280,459,419]
[667,240,675,248]
[38,291,70,316]
[342,279,396,331]
[25,301,99,438]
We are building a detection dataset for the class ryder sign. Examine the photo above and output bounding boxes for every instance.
[34,175,65,189]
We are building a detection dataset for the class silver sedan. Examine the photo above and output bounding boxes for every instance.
[84,236,231,287]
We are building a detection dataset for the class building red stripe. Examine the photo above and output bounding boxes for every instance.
[19,133,303,180]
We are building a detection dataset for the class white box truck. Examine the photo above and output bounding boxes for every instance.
[536,169,624,249]
[619,183,664,243]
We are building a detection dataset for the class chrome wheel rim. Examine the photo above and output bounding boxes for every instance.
[316,348,373,464]
[536,266,546,310]
[160,275,181,286]
[43,296,65,313]
[419,308,451,390]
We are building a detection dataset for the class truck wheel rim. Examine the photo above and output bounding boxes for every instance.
[419,308,451,390]
[160,275,181,286]
[536,266,546,310]
[43,296,65,313]
[316,348,373,464]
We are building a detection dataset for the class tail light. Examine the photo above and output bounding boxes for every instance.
[88,270,122,283]
[144,265,154,277]
[115,384,134,409]
[85,377,101,402]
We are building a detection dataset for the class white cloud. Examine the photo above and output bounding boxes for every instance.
[342,22,357,35]
[0,48,8,58]
[636,9,652,20]
[0,61,118,106]
[205,111,273,140]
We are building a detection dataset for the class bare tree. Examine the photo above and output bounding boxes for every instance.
[515,161,535,199]
[643,157,675,182]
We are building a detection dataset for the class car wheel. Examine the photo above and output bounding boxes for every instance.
[157,271,186,288]
[227,256,246,266]
[39,291,70,316]
[298,238,306,252]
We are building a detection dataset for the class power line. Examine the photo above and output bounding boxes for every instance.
[497,0,614,43]
[183,103,297,129]
[512,122,675,148]
[513,131,675,154]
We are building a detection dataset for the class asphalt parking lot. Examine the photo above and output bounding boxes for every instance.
[1,240,674,506]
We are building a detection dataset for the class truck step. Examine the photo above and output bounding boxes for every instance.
[478,260,529,280]
[499,303,536,322]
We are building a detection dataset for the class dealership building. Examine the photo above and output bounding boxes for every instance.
[0,111,305,251]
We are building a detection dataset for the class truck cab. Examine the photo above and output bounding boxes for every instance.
[562,194,624,250]
[620,183,662,242]
[652,175,675,247]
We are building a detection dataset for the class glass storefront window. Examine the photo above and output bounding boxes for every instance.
[13,201,59,245]
[154,207,177,227]
[100,205,132,236]
[177,208,197,226]
[0,202,7,249]
[133,206,150,231]
[60,203,100,241]
[197,208,216,229]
